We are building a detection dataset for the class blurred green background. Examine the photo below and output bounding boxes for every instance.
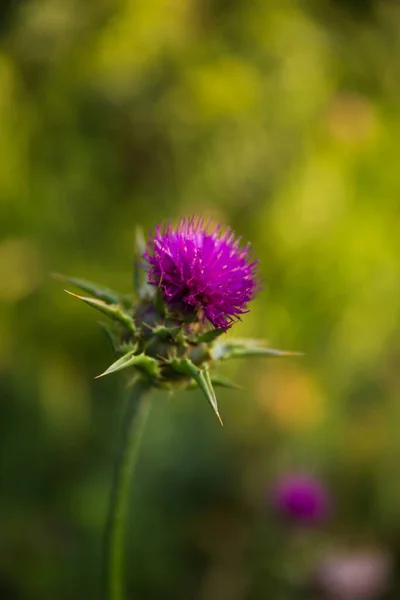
[2,0,400,598]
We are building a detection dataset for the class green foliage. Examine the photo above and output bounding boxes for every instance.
[53,273,120,304]
[65,290,136,333]
[169,357,223,425]
[211,339,302,360]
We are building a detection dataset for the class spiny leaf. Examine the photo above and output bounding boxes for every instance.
[214,338,303,352]
[187,374,241,391]
[170,358,223,425]
[209,375,242,390]
[220,347,301,359]
[193,329,225,344]
[96,352,160,379]
[211,338,302,361]
[203,369,221,419]
[95,350,138,378]
[53,273,119,304]
[65,290,135,334]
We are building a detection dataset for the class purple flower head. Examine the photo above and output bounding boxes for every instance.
[272,473,331,525]
[143,217,260,330]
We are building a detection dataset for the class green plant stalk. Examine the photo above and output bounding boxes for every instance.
[103,379,151,600]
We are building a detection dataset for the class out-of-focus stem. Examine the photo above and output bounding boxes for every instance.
[103,379,151,600]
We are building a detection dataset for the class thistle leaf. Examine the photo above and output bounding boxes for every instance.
[203,369,222,421]
[193,329,225,344]
[64,290,135,334]
[186,374,241,391]
[96,351,160,379]
[170,358,223,425]
[95,349,138,378]
[209,375,242,390]
[221,347,301,359]
[53,273,119,304]
[211,338,302,361]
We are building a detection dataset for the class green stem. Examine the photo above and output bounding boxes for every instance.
[104,378,151,600]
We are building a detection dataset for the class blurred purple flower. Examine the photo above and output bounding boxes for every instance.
[272,473,331,525]
[316,548,392,600]
[143,217,260,330]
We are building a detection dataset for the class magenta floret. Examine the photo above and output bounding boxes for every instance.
[143,217,260,330]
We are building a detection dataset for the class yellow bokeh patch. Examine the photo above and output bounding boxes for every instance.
[257,365,325,431]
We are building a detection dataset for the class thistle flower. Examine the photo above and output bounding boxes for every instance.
[272,473,331,525]
[58,218,296,423]
[143,217,260,331]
